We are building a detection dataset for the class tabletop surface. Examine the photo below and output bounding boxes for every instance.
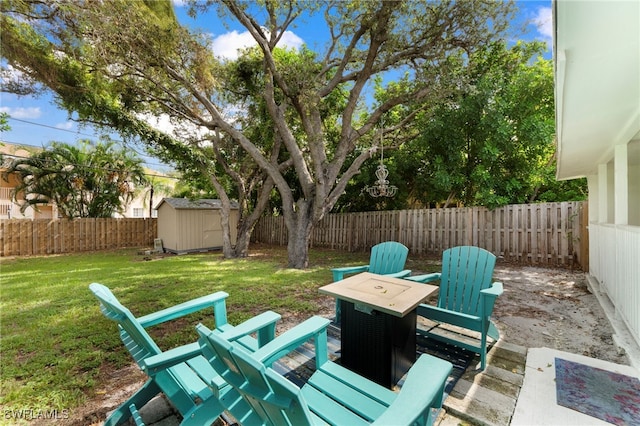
[319,272,438,317]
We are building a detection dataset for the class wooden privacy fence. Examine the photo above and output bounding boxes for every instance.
[252,201,589,269]
[0,218,157,257]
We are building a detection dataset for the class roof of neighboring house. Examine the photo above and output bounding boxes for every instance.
[156,198,239,210]
[0,142,40,167]
[553,0,640,180]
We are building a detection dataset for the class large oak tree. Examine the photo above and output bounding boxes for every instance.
[2,0,516,267]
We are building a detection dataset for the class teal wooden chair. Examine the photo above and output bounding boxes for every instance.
[405,246,503,370]
[331,241,411,323]
[90,283,280,426]
[195,316,452,426]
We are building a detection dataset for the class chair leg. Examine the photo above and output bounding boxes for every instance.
[179,396,225,426]
[104,380,161,426]
[488,320,500,341]
[480,332,488,371]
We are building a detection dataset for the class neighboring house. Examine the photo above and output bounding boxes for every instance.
[553,0,640,364]
[0,142,58,219]
[1,142,174,220]
[116,175,175,219]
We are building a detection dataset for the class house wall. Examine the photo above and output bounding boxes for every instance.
[0,143,58,219]
[606,161,615,222]
[629,141,640,226]
[588,139,640,352]
[0,173,37,219]
[116,187,173,219]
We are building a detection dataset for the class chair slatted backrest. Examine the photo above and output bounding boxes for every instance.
[368,242,409,275]
[90,283,162,363]
[90,283,200,412]
[438,246,496,316]
[197,324,314,426]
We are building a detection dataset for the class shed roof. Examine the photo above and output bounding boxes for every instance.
[157,198,239,210]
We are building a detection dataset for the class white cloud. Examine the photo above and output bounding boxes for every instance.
[55,121,74,130]
[533,7,553,40]
[211,30,256,60]
[0,64,25,83]
[211,29,304,60]
[279,31,305,50]
[0,106,42,119]
[137,112,210,141]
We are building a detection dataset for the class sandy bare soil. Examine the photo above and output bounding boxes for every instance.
[68,262,629,425]
[491,263,629,365]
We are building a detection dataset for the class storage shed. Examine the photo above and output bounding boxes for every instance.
[156,198,239,254]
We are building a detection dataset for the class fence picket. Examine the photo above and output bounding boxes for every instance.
[2,203,587,269]
[251,201,588,270]
[0,218,157,257]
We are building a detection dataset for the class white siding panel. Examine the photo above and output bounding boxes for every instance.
[590,223,640,348]
[617,226,640,344]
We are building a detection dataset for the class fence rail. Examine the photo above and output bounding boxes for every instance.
[1,202,588,269]
[0,218,157,257]
[253,201,588,269]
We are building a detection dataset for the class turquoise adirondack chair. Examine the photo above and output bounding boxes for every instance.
[331,241,411,323]
[405,246,503,370]
[195,316,452,426]
[90,283,280,426]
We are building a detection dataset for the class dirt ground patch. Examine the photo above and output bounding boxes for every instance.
[70,263,629,425]
[491,263,629,365]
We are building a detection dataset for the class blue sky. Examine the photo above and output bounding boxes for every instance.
[0,1,552,171]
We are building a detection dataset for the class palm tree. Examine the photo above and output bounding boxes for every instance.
[3,139,147,218]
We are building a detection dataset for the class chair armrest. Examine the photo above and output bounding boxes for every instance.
[143,312,281,375]
[142,342,202,375]
[480,282,503,298]
[218,311,281,347]
[252,316,331,367]
[331,265,369,281]
[480,282,503,318]
[386,269,411,278]
[138,291,229,328]
[404,272,441,283]
[372,354,452,425]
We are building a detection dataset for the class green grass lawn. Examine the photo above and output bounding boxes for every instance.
[0,245,375,417]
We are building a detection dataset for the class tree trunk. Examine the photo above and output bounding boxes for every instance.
[285,200,314,269]
[229,177,275,258]
[219,204,235,258]
[232,221,253,258]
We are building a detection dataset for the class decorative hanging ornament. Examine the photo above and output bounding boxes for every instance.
[366,125,398,198]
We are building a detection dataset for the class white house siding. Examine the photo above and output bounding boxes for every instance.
[630,141,640,225]
[554,0,640,364]
[587,141,640,352]
[590,224,640,349]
